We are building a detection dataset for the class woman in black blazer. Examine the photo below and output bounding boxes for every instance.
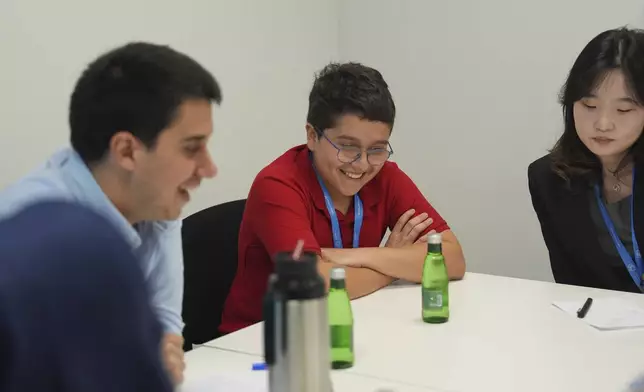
[529,27,644,293]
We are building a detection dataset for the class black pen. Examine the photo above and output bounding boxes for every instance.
[577,297,593,318]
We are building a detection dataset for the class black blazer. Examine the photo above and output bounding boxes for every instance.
[528,154,642,293]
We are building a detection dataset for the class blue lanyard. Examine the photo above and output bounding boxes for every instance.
[594,168,643,291]
[312,166,363,249]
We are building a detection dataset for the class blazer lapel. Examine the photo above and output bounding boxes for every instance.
[554,179,610,281]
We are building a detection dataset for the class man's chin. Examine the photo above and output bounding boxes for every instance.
[156,206,183,222]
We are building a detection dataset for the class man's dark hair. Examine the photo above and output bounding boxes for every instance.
[306,62,396,133]
[69,42,222,164]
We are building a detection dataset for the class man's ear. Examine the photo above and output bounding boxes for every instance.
[108,131,145,171]
[305,123,320,151]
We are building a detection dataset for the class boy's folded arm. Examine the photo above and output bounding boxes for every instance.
[316,255,394,299]
[321,230,465,282]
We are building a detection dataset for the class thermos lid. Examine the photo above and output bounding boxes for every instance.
[274,251,318,276]
[330,267,346,280]
[272,251,325,300]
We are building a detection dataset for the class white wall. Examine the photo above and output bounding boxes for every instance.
[2,0,643,281]
[339,0,644,281]
[0,0,340,216]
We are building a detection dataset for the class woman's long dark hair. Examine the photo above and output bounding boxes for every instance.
[551,27,644,183]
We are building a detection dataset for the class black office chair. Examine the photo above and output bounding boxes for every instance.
[181,199,246,352]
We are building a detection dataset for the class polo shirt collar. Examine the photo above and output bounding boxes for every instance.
[52,148,142,248]
[297,145,379,214]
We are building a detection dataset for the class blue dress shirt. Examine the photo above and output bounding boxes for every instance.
[0,148,184,334]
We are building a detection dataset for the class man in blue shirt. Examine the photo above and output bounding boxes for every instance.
[0,42,222,384]
[0,201,172,392]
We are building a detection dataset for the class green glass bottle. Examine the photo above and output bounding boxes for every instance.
[422,233,449,323]
[328,267,354,369]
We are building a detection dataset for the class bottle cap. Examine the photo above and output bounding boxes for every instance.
[330,267,346,280]
[428,232,442,244]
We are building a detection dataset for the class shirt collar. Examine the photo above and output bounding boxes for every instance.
[51,148,142,248]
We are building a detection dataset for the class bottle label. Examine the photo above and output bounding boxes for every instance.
[423,290,443,309]
[330,325,353,350]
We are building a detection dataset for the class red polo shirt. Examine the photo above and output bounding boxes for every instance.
[219,145,449,334]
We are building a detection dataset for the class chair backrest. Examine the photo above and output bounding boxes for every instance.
[181,199,246,351]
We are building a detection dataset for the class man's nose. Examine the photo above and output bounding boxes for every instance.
[198,151,217,179]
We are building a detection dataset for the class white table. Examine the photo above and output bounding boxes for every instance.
[202,273,644,392]
[181,346,446,391]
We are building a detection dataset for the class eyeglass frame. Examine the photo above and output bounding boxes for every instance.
[313,126,394,166]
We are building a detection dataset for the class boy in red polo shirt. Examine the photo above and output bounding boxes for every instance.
[220,62,465,334]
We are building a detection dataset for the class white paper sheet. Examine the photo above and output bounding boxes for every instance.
[180,371,267,392]
[553,297,644,330]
